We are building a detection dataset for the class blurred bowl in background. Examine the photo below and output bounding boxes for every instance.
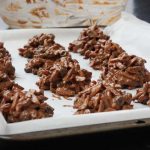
[0,0,128,28]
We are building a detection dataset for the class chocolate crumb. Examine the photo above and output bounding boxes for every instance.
[63,105,73,107]
[133,82,150,106]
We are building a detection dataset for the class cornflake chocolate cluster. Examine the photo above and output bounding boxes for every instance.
[0,86,54,123]
[24,43,68,75]
[19,33,56,58]
[0,42,54,123]
[69,25,109,56]
[74,81,133,114]
[37,56,92,97]
[102,52,150,89]
[133,82,150,106]
[19,33,92,97]
[69,25,150,89]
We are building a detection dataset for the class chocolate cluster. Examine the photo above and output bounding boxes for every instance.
[69,25,150,89]
[74,81,133,114]
[19,33,56,58]
[0,42,54,123]
[37,56,92,97]
[19,33,92,97]
[0,86,53,123]
[102,52,150,89]
[69,25,109,56]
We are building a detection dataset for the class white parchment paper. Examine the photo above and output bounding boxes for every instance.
[0,13,150,136]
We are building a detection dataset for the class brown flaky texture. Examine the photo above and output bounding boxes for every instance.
[19,33,92,97]
[0,42,15,79]
[0,72,14,92]
[0,57,15,79]
[25,43,69,75]
[69,25,150,90]
[68,25,126,70]
[37,56,92,97]
[89,41,124,70]
[18,33,62,58]
[19,33,68,75]
[0,42,10,58]
[69,25,109,57]
[74,81,133,114]
[102,52,150,89]
[0,41,54,123]
[0,86,54,123]
[133,82,150,106]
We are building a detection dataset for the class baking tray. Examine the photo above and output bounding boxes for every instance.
[0,28,150,140]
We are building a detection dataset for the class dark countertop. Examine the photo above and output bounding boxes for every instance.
[1,126,150,150]
[126,0,150,23]
[1,0,150,149]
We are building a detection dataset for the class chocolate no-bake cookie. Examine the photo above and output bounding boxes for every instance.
[0,88,54,123]
[19,33,62,58]
[0,42,54,123]
[102,52,150,89]
[69,25,150,90]
[25,44,69,75]
[69,25,109,56]
[74,81,133,114]
[37,56,92,97]
[19,33,92,97]
[69,25,125,70]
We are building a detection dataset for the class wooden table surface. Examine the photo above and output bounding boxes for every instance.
[1,0,150,149]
